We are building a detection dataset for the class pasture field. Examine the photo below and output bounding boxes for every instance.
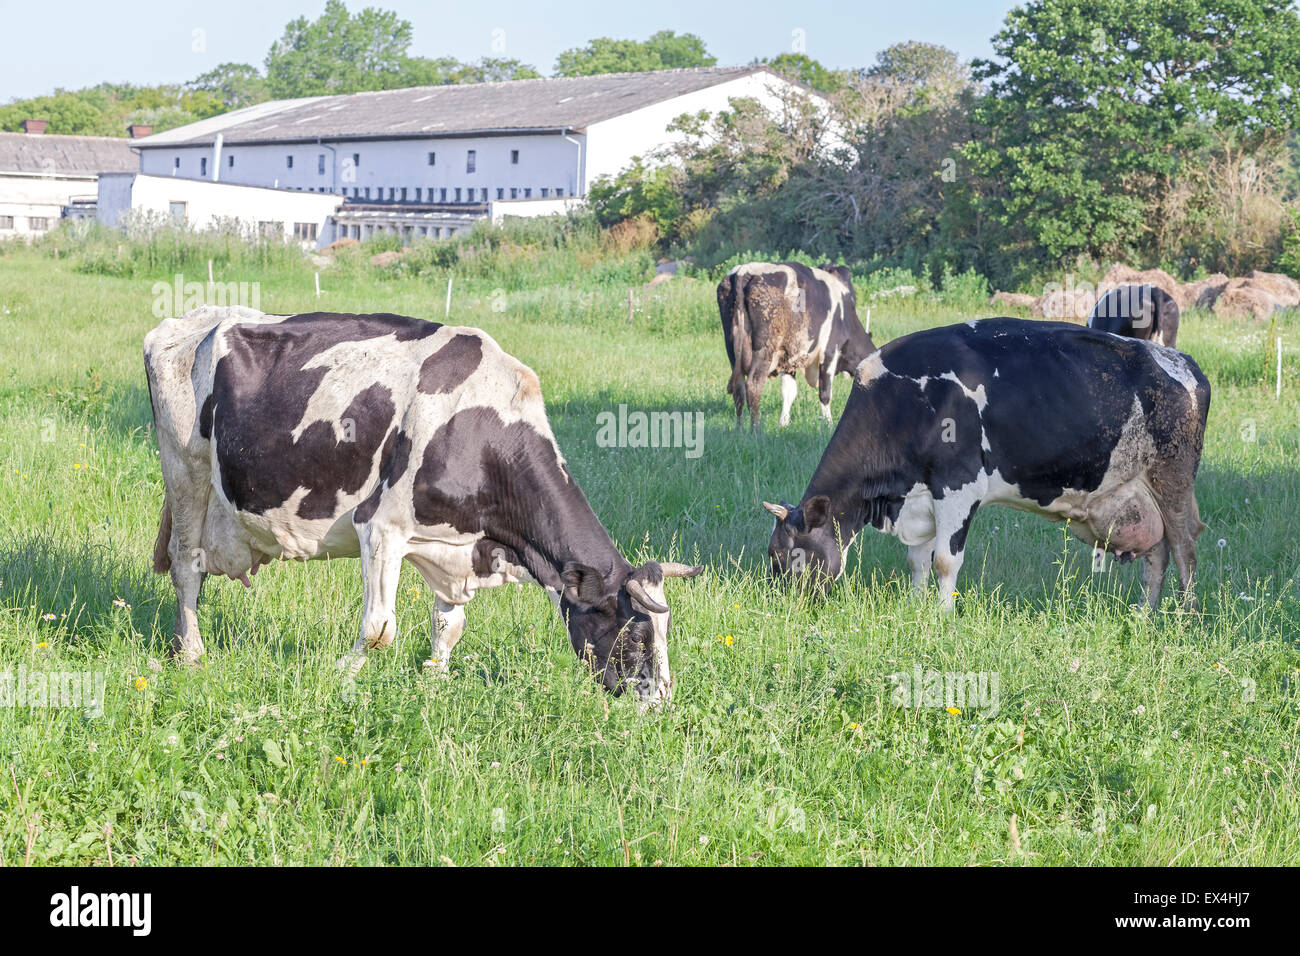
[1,237,1298,866]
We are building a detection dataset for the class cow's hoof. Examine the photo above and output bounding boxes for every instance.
[168,642,204,667]
[422,658,450,675]
[335,653,366,680]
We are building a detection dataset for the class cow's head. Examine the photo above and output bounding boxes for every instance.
[560,560,702,706]
[764,497,842,593]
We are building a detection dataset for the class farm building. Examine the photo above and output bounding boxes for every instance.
[0,120,138,239]
[104,66,819,246]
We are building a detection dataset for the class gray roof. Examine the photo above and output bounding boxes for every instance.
[133,66,780,147]
[0,132,137,175]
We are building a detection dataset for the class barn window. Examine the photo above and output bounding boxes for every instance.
[168,201,187,222]
[293,222,318,241]
[510,149,519,164]
[173,156,180,169]
[540,188,549,197]
[454,187,462,202]
[555,187,564,197]
[228,155,234,167]
[0,216,14,229]
[479,188,487,201]
[352,153,360,166]
[388,187,395,200]
[200,157,208,176]
[414,187,421,202]
[257,221,283,238]
[496,188,504,200]
[28,217,49,230]
[400,187,407,201]
[523,188,531,198]
[439,188,447,201]
[318,154,326,174]
[466,150,476,173]
[286,155,294,169]
[427,152,436,166]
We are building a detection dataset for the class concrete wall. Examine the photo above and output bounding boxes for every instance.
[0,173,98,238]
[97,173,344,246]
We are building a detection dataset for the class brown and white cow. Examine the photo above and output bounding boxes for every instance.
[718,262,875,429]
[145,307,701,704]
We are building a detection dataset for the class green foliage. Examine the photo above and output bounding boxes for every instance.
[964,0,1300,268]
[264,0,416,96]
[762,54,849,93]
[554,30,715,77]
[0,83,225,136]
[186,63,270,110]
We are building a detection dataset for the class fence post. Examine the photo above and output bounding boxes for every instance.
[628,288,635,327]
[1277,337,1283,401]
[446,276,453,318]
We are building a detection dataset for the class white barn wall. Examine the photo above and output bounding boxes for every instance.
[583,72,803,184]
[139,132,585,202]
[97,173,344,246]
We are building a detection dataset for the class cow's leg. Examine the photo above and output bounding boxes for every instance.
[1141,539,1170,611]
[907,539,935,592]
[746,361,768,430]
[778,374,798,427]
[165,497,209,664]
[169,561,206,664]
[932,496,980,613]
[817,362,834,423]
[1165,495,1204,611]
[338,528,404,678]
[426,599,466,673]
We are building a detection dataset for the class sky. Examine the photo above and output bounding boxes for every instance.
[0,0,1021,101]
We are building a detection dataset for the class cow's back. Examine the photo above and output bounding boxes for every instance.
[851,318,1209,505]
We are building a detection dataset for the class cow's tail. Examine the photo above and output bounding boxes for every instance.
[720,273,752,396]
[152,497,172,574]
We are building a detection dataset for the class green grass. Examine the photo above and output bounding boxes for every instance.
[1,242,1298,866]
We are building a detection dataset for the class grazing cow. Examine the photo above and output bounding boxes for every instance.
[718,261,875,429]
[145,307,701,704]
[1088,284,1180,348]
[763,318,1210,611]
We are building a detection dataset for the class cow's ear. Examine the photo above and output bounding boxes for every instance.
[802,495,832,530]
[561,562,614,610]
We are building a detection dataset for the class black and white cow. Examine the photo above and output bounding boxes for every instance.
[145,307,701,704]
[718,261,875,429]
[763,318,1210,610]
[1088,284,1180,348]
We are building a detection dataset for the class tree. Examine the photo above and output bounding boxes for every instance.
[762,53,847,93]
[963,0,1300,268]
[265,1,415,96]
[554,30,715,77]
[188,63,270,111]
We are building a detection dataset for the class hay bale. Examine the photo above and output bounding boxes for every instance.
[989,291,1037,310]
[1032,287,1095,321]
[1176,274,1229,311]
[370,250,403,267]
[1212,278,1282,320]
[1245,270,1300,308]
[322,237,360,255]
[1100,263,1179,298]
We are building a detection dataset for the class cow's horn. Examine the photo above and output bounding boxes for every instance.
[762,500,789,521]
[661,562,703,578]
[626,577,670,615]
